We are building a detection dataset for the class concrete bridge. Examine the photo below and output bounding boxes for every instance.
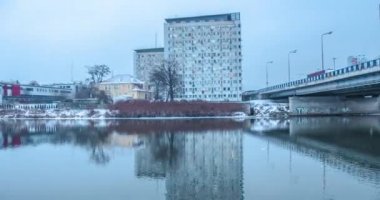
[243,57,380,115]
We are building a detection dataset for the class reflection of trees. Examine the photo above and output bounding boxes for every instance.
[151,132,178,167]
[0,119,245,167]
[0,120,112,165]
[135,132,180,179]
[48,126,112,165]
[90,146,110,165]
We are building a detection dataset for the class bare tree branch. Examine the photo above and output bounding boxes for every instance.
[149,59,182,101]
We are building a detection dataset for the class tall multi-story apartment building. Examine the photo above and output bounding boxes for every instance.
[133,48,164,85]
[164,13,243,101]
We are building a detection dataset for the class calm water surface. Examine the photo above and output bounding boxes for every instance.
[0,117,380,200]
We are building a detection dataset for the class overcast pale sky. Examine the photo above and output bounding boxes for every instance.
[0,0,379,90]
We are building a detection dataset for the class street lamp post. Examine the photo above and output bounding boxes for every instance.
[288,50,297,82]
[332,57,337,70]
[321,31,333,70]
[266,61,273,87]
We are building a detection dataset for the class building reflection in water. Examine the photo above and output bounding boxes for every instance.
[0,119,245,200]
[136,130,244,200]
[132,119,245,200]
[1,118,380,199]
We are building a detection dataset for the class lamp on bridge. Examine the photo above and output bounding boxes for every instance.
[321,31,333,70]
[266,61,274,87]
[288,50,297,82]
[332,57,337,70]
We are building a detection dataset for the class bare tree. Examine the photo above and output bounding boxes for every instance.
[150,59,182,101]
[86,64,111,84]
[151,79,164,100]
[85,64,111,99]
[29,80,39,86]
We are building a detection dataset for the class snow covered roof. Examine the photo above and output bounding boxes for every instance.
[132,88,150,92]
[100,74,143,85]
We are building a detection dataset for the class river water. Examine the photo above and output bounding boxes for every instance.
[0,117,379,200]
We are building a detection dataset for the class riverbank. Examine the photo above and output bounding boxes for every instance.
[0,100,290,119]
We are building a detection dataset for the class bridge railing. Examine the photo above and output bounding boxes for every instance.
[260,58,380,93]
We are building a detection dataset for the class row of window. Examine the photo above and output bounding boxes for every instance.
[167,30,241,38]
[171,52,241,59]
[167,23,240,32]
[168,38,241,45]
[180,66,242,71]
[189,58,242,64]
[180,94,241,99]
[183,73,242,78]
[184,79,242,84]
[183,87,242,92]
[24,87,70,94]
[168,45,241,52]
[136,53,163,58]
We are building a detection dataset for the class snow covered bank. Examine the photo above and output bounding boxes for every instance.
[249,100,289,118]
[0,100,289,119]
[0,109,118,119]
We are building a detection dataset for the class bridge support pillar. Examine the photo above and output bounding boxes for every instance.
[289,96,380,115]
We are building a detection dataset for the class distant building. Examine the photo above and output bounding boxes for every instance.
[347,55,367,66]
[97,74,151,101]
[0,82,75,104]
[45,83,80,99]
[164,13,243,101]
[134,48,164,85]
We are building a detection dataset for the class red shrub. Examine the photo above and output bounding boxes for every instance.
[109,100,248,117]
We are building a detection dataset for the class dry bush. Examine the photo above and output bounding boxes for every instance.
[109,100,247,117]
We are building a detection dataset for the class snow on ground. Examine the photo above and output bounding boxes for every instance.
[249,100,289,118]
[0,108,118,119]
[250,118,289,132]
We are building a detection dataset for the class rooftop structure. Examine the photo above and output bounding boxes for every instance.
[134,48,164,53]
[100,74,144,85]
[165,13,240,23]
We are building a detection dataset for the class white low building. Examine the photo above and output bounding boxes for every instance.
[97,74,152,101]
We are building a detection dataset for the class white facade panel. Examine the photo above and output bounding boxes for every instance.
[164,13,243,101]
[133,48,165,85]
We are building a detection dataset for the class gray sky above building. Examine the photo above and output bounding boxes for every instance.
[1,0,379,90]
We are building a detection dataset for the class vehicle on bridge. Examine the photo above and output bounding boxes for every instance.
[242,57,380,101]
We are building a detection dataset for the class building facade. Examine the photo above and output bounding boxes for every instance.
[164,13,243,101]
[0,82,75,104]
[97,74,151,101]
[133,48,165,85]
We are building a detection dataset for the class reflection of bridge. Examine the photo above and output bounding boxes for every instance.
[245,118,380,185]
[244,58,380,115]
